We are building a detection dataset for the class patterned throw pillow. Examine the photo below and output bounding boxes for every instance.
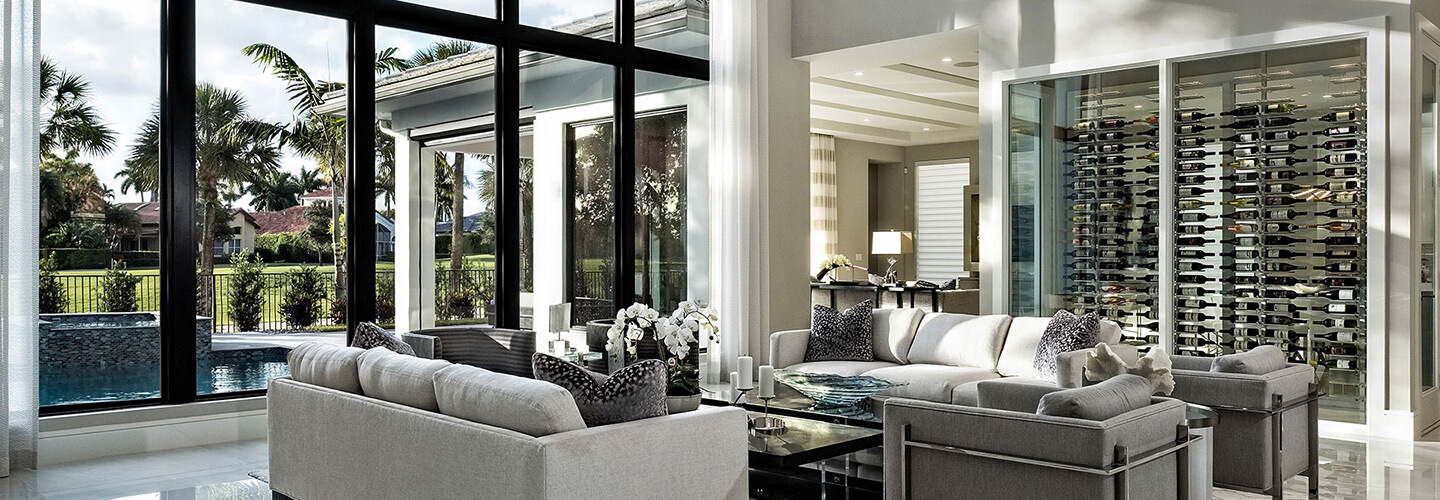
[350,321,416,356]
[804,300,874,362]
[1032,310,1099,383]
[531,353,667,426]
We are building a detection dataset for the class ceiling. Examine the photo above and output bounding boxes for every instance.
[803,27,981,147]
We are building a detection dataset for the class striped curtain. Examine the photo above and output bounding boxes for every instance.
[810,134,838,272]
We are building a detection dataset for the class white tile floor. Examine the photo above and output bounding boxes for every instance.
[0,434,1438,499]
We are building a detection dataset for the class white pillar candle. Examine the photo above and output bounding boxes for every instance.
[737,356,754,390]
[730,371,739,392]
[757,365,775,398]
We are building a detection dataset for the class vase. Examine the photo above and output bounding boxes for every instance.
[666,394,701,414]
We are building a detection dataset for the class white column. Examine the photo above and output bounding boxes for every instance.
[393,132,436,333]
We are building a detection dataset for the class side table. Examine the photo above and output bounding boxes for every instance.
[1187,403,1220,500]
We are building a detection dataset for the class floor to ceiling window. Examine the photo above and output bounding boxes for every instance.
[35,0,707,414]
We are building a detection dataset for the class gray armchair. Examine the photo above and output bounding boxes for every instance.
[1168,355,1319,499]
[400,326,537,378]
[883,395,1193,499]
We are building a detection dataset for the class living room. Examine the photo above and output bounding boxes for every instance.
[3,0,1440,499]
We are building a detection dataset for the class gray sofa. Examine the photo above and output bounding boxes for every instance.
[883,392,1191,499]
[770,309,1135,408]
[270,342,749,500]
[1169,355,1319,499]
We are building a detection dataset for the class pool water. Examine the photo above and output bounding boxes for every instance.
[40,354,291,407]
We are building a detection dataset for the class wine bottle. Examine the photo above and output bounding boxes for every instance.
[1067,191,1097,201]
[1098,155,1128,166]
[1321,139,1360,151]
[1325,345,1359,356]
[1263,289,1301,299]
[1177,249,1213,259]
[1260,157,1307,167]
[1074,119,1131,131]
[1098,202,1133,211]
[1176,137,1213,148]
[1176,286,1209,297]
[1320,167,1360,177]
[1135,128,1160,137]
[1227,275,1261,286]
[1097,238,1127,246]
[1231,210,1262,221]
[1315,318,1361,328]
[1264,315,1299,325]
[1322,277,1363,287]
[1177,111,1213,121]
[1263,196,1303,206]
[1177,311,1218,322]
[1311,221,1358,232]
[1265,103,1308,113]
[1321,125,1360,137]
[1263,221,1300,232]
[1264,116,1307,127]
[1179,212,1211,222]
[1231,313,1263,324]
[1224,172,1260,182]
[1222,119,1260,130]
[1069,260,1096,269]
[1263,249,1302,259]
[1325,358,1360,370]
[1324,236,1361,246]
[1177,200,1215,209]
[1177,298,1215,309]
[1220,159,1256,168]
[1318,288,1359,300]
[1236,327,1266,337]
[1262,235,1305,245]
[1176,124,1211,135]
[1222,236,1261,246]
[1221,132,1259,143]
[1317,207,1360,218]
[1264,262,1307,272]
[1176,236,1212,246]
[1327,180,1362,191]
[1067,272,1097,281]
[1096,131,1131,141]
[1098,249,1128,258]
[1067,248,1094,258]
[1262,170,1301,181]
[1221,262,1260,272]
[1177,162,1210,172]
[1263,276,1302,286]
[1177,149,1213,159]
[1229,146,1260,157]
[1317,303,1361,314]
[1313,331,1357,342]
[1177,187,1213,197]
[1226,249,1263,259]
[1263,129,1303,141]
[1178,174,1210,185]
[1263,183,1303,194]
[1233,302,1262,311]
[1175,324,1209,334]
[1226,185,1262,195]
[1133,152,1160,161]
[1263,144,1306,154]
[1178,225,1216,235]
[1319,110,1360,122]
[1221,105,1260,116]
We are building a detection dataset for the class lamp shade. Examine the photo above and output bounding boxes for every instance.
[548,303,572,333]
[871,231,913,255]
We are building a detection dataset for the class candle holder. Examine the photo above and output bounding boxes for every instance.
[730,387,752,406]
[749,396,787,435]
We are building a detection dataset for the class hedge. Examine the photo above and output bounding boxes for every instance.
[256,232,331,264]
[121,251,160,267]
[41,248,112,270]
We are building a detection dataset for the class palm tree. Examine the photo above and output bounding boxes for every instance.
[245,43,410,307]
[126,82,283,311]
[39,151,109,232]
[116,158,159,201]
[248,170,305,211]
[40,57,116,158]
[407,40,480,272]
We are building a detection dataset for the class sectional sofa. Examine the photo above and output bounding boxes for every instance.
[769,309,1136,407]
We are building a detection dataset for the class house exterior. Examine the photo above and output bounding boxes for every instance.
[252,188,397,259]
[116,201,258,257]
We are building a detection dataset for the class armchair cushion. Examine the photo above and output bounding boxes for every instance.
[357,347,450,411]
[1037,374,1153,421]
[974,377,1061,412]
[433,364,585,437]
[871,308,925,364]
[532,353,667,427]
[804,300,875,362]
[286,342,365,394]
[906,313,1012,369]
[1211,344,1288,374]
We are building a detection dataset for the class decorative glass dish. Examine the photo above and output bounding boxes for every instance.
[773,370,903,414]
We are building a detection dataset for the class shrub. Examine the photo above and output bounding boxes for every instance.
[38,254,67,314]
[328,297,346,325]
[42,248,112,270]
[45,220,106,249]
[256,232,329,263]
[121,251,161,268]
[280,264,324,330]
[227,250,266,331]
[99,261,142,312]
[375,274,396,323]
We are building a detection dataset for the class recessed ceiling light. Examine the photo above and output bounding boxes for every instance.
[863,118,871,122]
[923,127,931,131]
[951,61,979,68]
[1134,105,1143,109]
[854,71,864,76]
[941,57,953,63]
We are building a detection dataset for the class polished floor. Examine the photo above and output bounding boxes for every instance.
[0,434,1436,499]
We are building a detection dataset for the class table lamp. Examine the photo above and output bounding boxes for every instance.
[871,231,913,285]
[548,303,572,354]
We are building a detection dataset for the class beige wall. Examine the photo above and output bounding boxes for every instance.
[832,138,903,269]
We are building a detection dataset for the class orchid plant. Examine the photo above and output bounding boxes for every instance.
[816,254,852,280]
[606,300,720,396]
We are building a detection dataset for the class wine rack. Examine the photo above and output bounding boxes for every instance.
[1172,39,1367,422]
[1056,68,1163,350]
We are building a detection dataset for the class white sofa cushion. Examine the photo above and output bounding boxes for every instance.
[286,342,366,393]
[905,313,1012,370]
[861,365,1000,403]
[357,347,450,412]
[872,308,925,364]
[998,317,1124,378]
[784,360,900,377]
[433,364,586,437]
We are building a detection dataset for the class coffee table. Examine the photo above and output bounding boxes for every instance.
[704,382,883,429]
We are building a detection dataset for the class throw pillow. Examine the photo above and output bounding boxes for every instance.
[1212,344,1288,374]
[804,300,875,362]
[1084,343,1175,395]
[531,353,667,426]
[1037,373,1153,420]
[1032,310,1099,383]
[350,321,416,356]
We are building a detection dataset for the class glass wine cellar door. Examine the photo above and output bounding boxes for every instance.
[1008,39,1370,424]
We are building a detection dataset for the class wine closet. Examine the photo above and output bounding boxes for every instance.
[1008,39,1370,424]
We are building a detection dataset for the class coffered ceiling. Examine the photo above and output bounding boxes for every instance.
[804,27,981,146]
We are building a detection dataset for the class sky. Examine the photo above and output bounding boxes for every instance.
[41,0,613,209]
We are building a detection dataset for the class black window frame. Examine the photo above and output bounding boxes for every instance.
[40,0,707,416]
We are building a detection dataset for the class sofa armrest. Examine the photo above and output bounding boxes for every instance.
[1170,364,1314,410]
[538,406,749,500]
[769,329,811,369]
[975,378,1060,412]
[1170,354,1214,371]
[399,332,437,359]
[411,326,537,378]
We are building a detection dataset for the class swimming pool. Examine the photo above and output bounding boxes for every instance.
[39,354,291,406]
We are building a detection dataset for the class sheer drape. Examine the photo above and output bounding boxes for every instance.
[809,133,837,272]
[1,0,41,474]
[707,0,762,383]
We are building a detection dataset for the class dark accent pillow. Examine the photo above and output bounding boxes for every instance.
[1032,310,1099,383]
[1211,344,1288,374]
[350,322,416,356]
[804,300,874,362]
[1037,373,1153,420]
[531,353,667,426]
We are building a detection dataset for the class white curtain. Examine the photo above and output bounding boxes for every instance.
[707,0,764,383]
[1,0,40,474]
[809,134,837,272]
